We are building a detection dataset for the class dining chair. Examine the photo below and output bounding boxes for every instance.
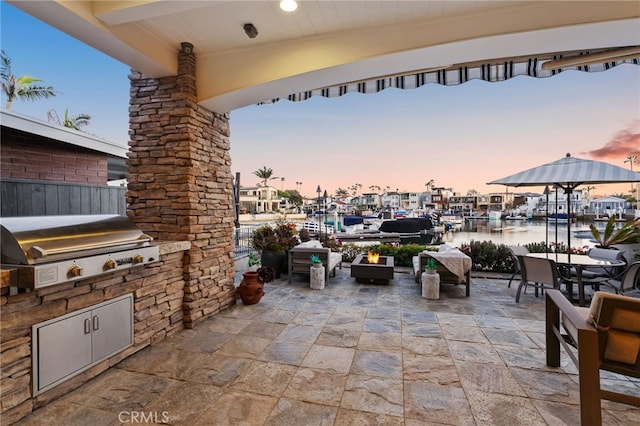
[515,255,563,303]
[574,247,626,280]
[545,289,640,425]
[507,245,530,288]
[600,261,640,295]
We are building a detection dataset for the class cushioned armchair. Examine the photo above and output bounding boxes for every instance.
[288,240,342,284]
[545,290,640,425]
[411,246,471,296]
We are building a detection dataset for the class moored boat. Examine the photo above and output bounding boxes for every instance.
[488,211,502,221]
[547,213,575,223]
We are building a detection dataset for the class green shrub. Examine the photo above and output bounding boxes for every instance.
[458,240,513,272]
[340,243,366,263]
[525,241,548,253]
[336,239,587,272]
[339,243,432,267]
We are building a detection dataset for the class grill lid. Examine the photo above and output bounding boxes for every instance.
[1,215,153,265]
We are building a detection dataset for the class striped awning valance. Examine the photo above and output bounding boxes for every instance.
[259,46,639,105]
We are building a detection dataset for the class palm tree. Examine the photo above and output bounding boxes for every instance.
[253,166,278,187]
[335,188,348,197]
[424,180,435,191]
[48,109,91,130]
[349,183,362,196]
[1,50,56,109]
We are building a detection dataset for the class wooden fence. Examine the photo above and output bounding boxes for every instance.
[1,179,127,217]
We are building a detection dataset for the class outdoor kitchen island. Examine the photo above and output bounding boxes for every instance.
[0,237,200,424]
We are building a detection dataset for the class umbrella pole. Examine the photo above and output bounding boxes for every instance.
[544,186,550,259]
[554,187,558,251]
[546,194,549,258]
[567,189,571,264]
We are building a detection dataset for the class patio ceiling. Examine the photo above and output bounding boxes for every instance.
[8,1,640,112]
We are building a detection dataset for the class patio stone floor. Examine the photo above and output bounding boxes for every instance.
[17,266,640,425]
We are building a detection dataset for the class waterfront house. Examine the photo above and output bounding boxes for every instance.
[589,196,629,218]
[238,185,283,213]
[448,195,478,215]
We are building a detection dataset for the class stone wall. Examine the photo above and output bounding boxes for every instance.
[0,242,189,424]
[127,42,236,328]
[0,128,108,185]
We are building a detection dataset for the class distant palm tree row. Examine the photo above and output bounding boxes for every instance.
[1,50,91,131]
[254,169,458,200]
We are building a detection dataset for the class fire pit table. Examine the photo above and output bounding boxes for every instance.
[351,253,394,284]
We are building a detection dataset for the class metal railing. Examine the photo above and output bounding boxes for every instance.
[234,225,258,258]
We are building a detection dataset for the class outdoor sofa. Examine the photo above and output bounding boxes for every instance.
[412,244,472,296]
[288,240,342,283]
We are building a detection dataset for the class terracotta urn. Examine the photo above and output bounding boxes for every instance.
[237,271,265,305]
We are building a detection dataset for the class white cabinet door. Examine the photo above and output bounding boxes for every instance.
[91,296,133,361]
[36,312,92,392]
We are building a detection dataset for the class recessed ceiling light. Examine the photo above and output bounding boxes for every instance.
[280,0,297,12]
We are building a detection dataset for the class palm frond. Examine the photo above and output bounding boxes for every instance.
[17,85,57,101]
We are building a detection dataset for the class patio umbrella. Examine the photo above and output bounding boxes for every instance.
[488,153,640,262]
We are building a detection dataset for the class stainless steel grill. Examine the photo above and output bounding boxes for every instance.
[1,215,159,289]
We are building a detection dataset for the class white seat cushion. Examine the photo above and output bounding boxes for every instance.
[297,240,323,249]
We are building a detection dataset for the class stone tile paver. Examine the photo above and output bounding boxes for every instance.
[341,375,404,417]
[16,266,640,426]
[283,367,347,406]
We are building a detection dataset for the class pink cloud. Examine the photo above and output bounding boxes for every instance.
[582,121,640,160]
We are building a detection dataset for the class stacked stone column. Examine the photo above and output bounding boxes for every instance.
[127,42,236,328]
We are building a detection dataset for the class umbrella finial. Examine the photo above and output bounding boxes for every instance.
[566,153,571,157]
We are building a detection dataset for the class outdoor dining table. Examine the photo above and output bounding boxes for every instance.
[526,252,626,307]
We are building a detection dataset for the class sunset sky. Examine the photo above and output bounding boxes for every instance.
[2,3,639,199]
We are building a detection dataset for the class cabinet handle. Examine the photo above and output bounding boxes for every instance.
[84,318,91,334]
[93,315,99,331]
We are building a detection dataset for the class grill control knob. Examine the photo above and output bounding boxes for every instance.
[132,255,144,264]
[68,265,83,277]
[104,259,117,270]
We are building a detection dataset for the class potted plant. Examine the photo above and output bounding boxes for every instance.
[274,221,300,274]
[421,257,440,299]
[590,217,640,263]
[309,254,325,289]
[425,258,437,274]
[247,252,261,271]
[310,254,323,267]
[237,265,275,305]
[590,217,640,247]
[251,225,284,277]
[274,221,299,252]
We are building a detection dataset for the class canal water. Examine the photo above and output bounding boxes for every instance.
[260,216,604,250]
[439,219,597,249]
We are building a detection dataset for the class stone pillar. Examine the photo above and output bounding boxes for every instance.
[127,42,236,328]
